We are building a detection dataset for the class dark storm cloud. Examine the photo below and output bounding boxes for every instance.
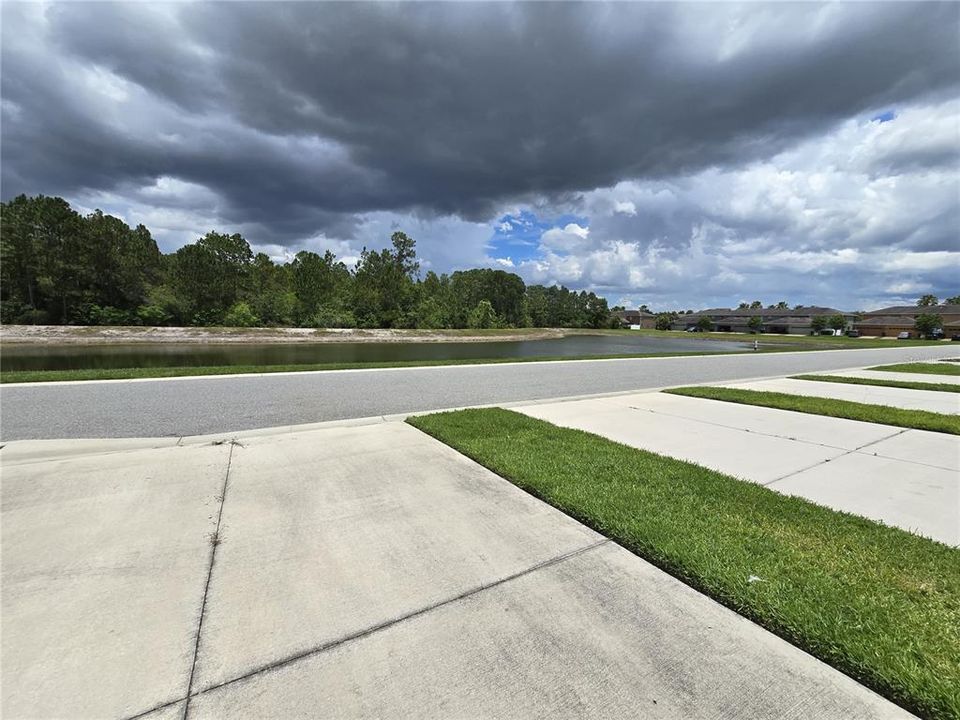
[2,1,959,242]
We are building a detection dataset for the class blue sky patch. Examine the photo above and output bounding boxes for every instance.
[872,109,896,123]
[488,209,588,262]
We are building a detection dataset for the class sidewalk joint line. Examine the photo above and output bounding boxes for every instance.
[851,428,909,452]
[191,538,610,700]
[628,404,851,451]
[181,440,236,720]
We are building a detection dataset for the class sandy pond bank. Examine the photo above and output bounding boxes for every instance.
[0,325,572,345]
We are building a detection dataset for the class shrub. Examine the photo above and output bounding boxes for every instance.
[14,307,50,325]
[136,304,172,327]
[310,306,357,329]
[468,300,502,329]
[70,304,137,326]
[222,302,260,328]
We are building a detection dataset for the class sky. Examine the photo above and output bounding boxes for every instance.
[2,2,958,312]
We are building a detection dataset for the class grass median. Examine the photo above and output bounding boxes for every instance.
[869,363,960,376]
[792,374,960,394]
[665,386,960,435]
[407,407,959,719]
[0,349,769,384]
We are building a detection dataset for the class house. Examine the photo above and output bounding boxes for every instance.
[855,304,960,338]
[670,307,853,335]
[613,309,657,329]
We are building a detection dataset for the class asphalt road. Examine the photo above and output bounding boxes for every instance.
[1,345,956,440]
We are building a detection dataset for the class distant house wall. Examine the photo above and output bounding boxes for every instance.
[615,310,656,329]
[671,307,853,334]
[855,305,960,337]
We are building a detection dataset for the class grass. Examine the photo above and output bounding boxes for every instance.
[868,363,960,377]
[0,350,734,383]
[664,387,960,435]
[407,408,959,719]
[792,374,960,394]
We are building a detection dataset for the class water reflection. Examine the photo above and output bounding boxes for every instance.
[1,334,750,372]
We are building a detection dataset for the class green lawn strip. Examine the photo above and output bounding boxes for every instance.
[665,386,960,435]
[0,350,737,383]
[407,408,960,719]
[792,374,960,394]
[868,363,960,377]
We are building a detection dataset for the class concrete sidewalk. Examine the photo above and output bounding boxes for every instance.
[805,368,960,385]
[722,378,960,413]
[1,421,911,719]
[515,392,958,545]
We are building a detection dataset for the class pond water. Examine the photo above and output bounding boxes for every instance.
[1,334,751,372]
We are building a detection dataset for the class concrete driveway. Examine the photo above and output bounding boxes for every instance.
[1,421,910,719]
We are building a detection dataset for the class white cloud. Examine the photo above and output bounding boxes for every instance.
[539,223,591,253]
[505,96,959,310]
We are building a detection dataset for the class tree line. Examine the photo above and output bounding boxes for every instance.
[0,194,613,330]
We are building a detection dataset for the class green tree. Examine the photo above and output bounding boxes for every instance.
[247,253,295,326]
[223,301,260,327]
[412,296,446,329]
[448,269,526,327]
[914,313,943,338]
[775,301,789,309]
[696,316,713,332]
[523,286,551,327]
[747,315,763,333]
[82,210,161,311]
[943,295,960,305]
[0,194,86,322]
[655,312,675,331]
[170,232,253,323]
[352,232,420,328]
[810,315,828,333]
[749,300,763,309]
[828,314,846,331]
[584,294,611,329]
[468,300,500,329]
[917,295,939,306]
[290,250,350,324]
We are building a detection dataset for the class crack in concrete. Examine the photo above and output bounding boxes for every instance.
[122,538,609,719]
[123,696,183,720]
[762,429,909,486]
[181,442,236,720]
[164,538,610,712]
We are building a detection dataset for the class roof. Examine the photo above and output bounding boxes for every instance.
[856,316,913,326]
[614,309,655,318]
[764,317,831,326]
[864,304,960,317]
[685,307,848,320]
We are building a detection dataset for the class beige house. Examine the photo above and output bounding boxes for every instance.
[670,307,852,334]
[856,304,960,338]
[614,309,657,329]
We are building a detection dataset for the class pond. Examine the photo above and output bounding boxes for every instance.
[1,334,751,372]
